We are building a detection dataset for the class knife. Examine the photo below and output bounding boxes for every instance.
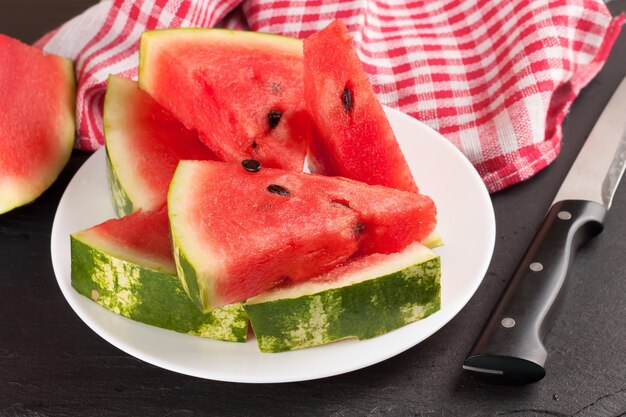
[463,75,626,385]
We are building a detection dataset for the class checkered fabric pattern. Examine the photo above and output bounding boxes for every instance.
[36,0,623,192]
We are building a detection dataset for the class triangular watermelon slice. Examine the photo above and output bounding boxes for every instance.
[303,20,418,193]
[0,34,75,214]
[71,206,248,341]
[104,75,216,217]
[138,29,309,172]
[169,160,436,311]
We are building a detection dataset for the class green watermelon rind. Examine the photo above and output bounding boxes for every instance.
[168,162,222,312]
[102,75,143,218]
[70,234,248,342]
[422,230,443,249]
[244,248,441,353]
[0,56,75,215]
[171,232,207,311]
[104,147,133,218]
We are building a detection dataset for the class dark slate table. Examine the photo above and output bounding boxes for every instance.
[1,1,625,416]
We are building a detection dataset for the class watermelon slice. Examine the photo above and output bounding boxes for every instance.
[169,160,436,311]
[0,34,75,214]
[104,75,216,217]
[245,243,440,352]
[138,29,309,171]
[303,20,418,193]
[70,207,248,341]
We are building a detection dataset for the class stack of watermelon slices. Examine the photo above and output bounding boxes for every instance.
[71,20,441,352]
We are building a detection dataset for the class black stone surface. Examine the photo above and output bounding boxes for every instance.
[0,1,625,416]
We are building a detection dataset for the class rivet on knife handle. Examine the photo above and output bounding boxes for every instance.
[463,200,606,385]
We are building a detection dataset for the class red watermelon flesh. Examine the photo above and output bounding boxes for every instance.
[303,20,418,193]
[104,75,216,214]
[84,206,175,272]
[139,29,309,172]
[169,161,436,308]
[0,34,75,214]
[319,176,436,256]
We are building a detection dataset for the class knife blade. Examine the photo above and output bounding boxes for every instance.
[463,75,626,385]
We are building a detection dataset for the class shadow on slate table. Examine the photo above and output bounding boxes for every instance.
[0,1,625,416]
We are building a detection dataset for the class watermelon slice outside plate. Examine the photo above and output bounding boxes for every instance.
[0,34,75,214]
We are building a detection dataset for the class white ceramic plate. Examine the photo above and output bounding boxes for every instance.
[50,107,495,383]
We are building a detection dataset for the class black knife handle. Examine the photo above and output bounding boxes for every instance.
[463,200,606,385]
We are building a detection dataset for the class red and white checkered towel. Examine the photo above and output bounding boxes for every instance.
[36,0,623,193]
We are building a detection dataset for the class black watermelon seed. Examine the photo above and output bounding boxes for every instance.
[268,110,283,129]
[242,159,261,172]
[353,222,366,235]
[267,184,290,197]
[251,141,258,149]
[341,86,353,112]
